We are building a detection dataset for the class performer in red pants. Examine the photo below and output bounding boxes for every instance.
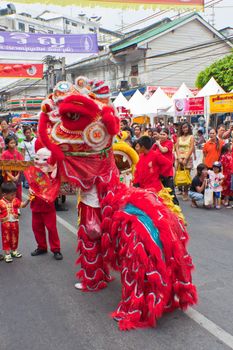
[30,194,63,260]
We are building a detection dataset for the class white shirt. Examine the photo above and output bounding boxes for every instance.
[208,170,224,192]
[22,137,37,161]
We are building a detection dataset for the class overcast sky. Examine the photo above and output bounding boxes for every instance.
[0,0,232,31]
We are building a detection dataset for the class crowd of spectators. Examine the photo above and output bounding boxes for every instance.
[0,116,233,211]
[120,118,233,209]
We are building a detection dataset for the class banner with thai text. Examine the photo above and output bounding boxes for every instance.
[209,93,233,114]
[13,0,204,10]
[0,63,43,78]
[175,97,204,116]
[0,32,98,53]
[146,86,199,98]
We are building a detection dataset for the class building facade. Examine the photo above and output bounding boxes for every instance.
[66,13,232,95]
[0,7,123,110]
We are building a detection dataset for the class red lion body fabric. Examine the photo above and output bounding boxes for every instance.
[36,90,197,330]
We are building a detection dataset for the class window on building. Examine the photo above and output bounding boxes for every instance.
[48,30,54,34]
[72,22,77,27]
[65,20,70,25]
[29,25,35,33]
[130,65,138,76]
[18,22,25,31]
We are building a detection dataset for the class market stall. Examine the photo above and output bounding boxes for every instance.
[146,87,172,126]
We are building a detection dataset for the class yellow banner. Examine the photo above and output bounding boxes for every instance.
[209,93,233,114]
[12,0,204,10]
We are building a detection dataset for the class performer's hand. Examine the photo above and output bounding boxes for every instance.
[28,188,35,198]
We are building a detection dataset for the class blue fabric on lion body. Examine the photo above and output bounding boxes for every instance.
[124,203,163,252]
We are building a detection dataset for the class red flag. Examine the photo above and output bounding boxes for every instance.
[25,166,60,203]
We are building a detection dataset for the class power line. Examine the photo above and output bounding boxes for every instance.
[146,50,222,85]
[119,0,222,32]
[107,50,229,83]
[73,45,230,83]
[145,35,233,60]
[0,78,44,95]
[71,35,232,74]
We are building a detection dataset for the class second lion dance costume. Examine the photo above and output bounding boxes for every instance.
[27,78,197,330]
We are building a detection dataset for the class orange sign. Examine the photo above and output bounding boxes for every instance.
[0,63,43,79]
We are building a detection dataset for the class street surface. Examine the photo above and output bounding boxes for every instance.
[0,193,233,350]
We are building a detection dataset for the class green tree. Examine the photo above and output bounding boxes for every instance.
[195,53,233,92]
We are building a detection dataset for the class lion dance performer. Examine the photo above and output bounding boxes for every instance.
[31,78,197,330]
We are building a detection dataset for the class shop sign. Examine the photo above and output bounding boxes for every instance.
[175,97,204,116]
[209,93,233,113]
[0,63,43,78]
[146,86,199,98]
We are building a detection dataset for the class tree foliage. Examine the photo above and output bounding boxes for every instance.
[195,53,233,92]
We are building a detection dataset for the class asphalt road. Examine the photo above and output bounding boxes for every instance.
[0,194,233,350]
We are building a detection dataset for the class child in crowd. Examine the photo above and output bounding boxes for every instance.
[220,143,233,208]
[189,163,208,208]
[208,161,224,209]
[133,136,173,193]
[1,135,23,201]
[0,181,30,263]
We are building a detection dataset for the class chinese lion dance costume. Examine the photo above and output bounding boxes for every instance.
[34,78,197,331]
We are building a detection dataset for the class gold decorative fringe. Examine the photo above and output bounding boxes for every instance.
[158,187,186,224]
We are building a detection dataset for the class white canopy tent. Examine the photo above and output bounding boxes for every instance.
[196,78,226,138]
[113,92,129,109]
[196,77,225,97]
[167,83,194,118]
[147,87,172,113]
[171,82,194,100]
[128,90,151,115]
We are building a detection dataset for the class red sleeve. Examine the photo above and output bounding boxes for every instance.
[13,198,22,209]
[172,134,177,145]
[1,151,8,160]
[0,200,7,220]
[166,140,173,153]
[232,151,233,173]
[133,158,141,185]
[152,150,172,177]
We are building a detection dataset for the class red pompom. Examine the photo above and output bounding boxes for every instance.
[101,106,120,135]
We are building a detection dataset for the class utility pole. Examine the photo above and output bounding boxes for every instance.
[61,57,66,81]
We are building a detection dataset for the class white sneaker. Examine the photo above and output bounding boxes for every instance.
[4,254,13,263]
[74,282,83,290]
[11,250,22,258]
